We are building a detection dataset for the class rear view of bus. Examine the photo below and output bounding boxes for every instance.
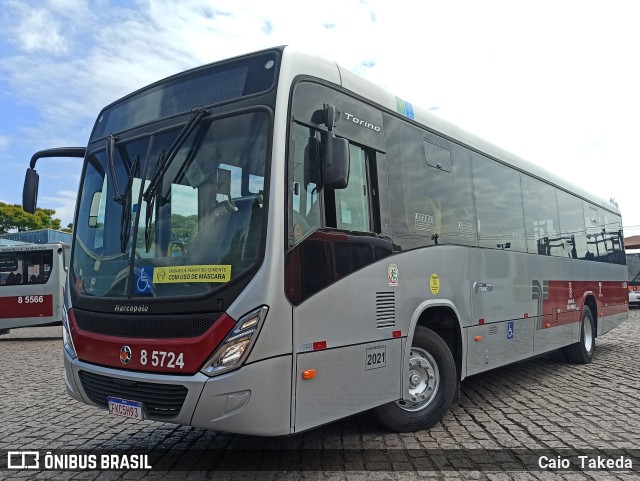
[0,243,68,333]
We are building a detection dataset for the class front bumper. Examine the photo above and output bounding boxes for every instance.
[64,351,292,436]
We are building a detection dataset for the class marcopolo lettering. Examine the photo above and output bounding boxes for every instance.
[114,305,150,313]
[343,112,381,133]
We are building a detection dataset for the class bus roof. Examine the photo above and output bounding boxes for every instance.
[0,242,68,253]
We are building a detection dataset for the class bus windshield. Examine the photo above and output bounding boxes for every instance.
[73,110,269,299]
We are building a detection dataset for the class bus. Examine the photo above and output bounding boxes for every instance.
[626,253,640,306]
[22,46,627,435]
[0,242,69,334]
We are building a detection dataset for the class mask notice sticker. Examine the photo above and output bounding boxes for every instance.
[152,265,231,283]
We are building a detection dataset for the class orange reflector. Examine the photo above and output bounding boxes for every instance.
[302,369,317,380]
[474,336,482,342]
[545,322,551,328]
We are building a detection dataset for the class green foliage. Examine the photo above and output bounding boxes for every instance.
[171,214,198,248]
[0,202,62,234]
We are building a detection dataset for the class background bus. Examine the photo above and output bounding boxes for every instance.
[22,46,627,435]
[0,242,69,334]
[626,252,640,306]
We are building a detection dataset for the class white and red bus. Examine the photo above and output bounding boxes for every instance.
[0,242,69,334]
[22,47,627,435]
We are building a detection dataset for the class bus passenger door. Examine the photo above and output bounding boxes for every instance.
[289,140,402,433]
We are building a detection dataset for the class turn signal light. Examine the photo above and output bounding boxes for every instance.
[302,369,317,380]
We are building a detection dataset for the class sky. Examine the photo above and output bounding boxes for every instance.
[0,0,639,236]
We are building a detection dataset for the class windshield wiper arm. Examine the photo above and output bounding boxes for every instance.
[120,154,140,253]
[142,107,209,204]
[141,107,210,252]
[106,134,126,205]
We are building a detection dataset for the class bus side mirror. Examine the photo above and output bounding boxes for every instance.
[323,133,349,189]
[23,168,39,214]
[322,103,350,189]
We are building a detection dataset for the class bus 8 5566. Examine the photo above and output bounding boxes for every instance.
[0,242,69,334]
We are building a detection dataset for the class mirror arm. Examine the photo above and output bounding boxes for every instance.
[30,147,86,169]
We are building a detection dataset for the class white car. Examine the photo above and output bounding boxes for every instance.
[629,286,640,307]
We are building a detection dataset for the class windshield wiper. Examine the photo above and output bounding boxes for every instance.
[142,107,209,204]
[141,107,210,252]
[106,134,126,205]
[120,154,140,253]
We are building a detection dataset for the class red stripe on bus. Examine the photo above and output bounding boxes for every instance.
[69,309,237,375]
[0,295,53,319]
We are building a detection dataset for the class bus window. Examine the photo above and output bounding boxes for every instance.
[290,123,322,245]
[472,155,527,252]
[557,189,588,260]
[0,250,53,285]
[521,175,562,256]
[385,115,476,250]
[334,145,370,232]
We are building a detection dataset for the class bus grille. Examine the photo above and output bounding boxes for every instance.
[376,292,396,328]
[78,371,188,419]
[73,309,219,338]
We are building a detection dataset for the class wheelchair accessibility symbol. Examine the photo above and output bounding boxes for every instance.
[135,267,154,294]
[507,321,514,340]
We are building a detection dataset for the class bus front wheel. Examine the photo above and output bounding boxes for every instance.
[372,326,456,432]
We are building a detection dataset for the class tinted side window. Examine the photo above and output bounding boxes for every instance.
[472,155,526,252]
[0,250,53,286]
[334,145,371,232]
[289,123,322,245]
[601,212,624,264]
[385,115,477,250]
[557,190,588,260]
[521,176,562,256]
[584,204,601,261]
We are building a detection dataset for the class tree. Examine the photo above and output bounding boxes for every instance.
[0,202,62,234]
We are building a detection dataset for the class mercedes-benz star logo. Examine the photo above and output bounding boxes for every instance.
[120,345,132,365]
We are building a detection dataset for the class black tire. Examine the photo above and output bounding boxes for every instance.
[563,306,595,364]
[372,326,456,432]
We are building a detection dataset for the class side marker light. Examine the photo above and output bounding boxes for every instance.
[474,336,482,342]
[302,369,317,380]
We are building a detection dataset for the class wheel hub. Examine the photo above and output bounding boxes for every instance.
[395,347,440,412]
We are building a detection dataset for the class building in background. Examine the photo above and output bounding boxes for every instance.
[0,229,72,246]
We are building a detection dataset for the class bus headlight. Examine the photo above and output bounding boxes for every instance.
[62,308,76,359]
[201,306,268,376]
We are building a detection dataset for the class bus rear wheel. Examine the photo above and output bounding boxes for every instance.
[563,306,595,364]
[372,326,456,432]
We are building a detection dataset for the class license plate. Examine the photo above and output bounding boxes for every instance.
[107,396,144,420]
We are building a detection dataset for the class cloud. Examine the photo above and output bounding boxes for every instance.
[41,190,78,226]
[0,135,10,150]
[0,0,639,231]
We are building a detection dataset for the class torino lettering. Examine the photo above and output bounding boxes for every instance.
[343,112,381,132]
